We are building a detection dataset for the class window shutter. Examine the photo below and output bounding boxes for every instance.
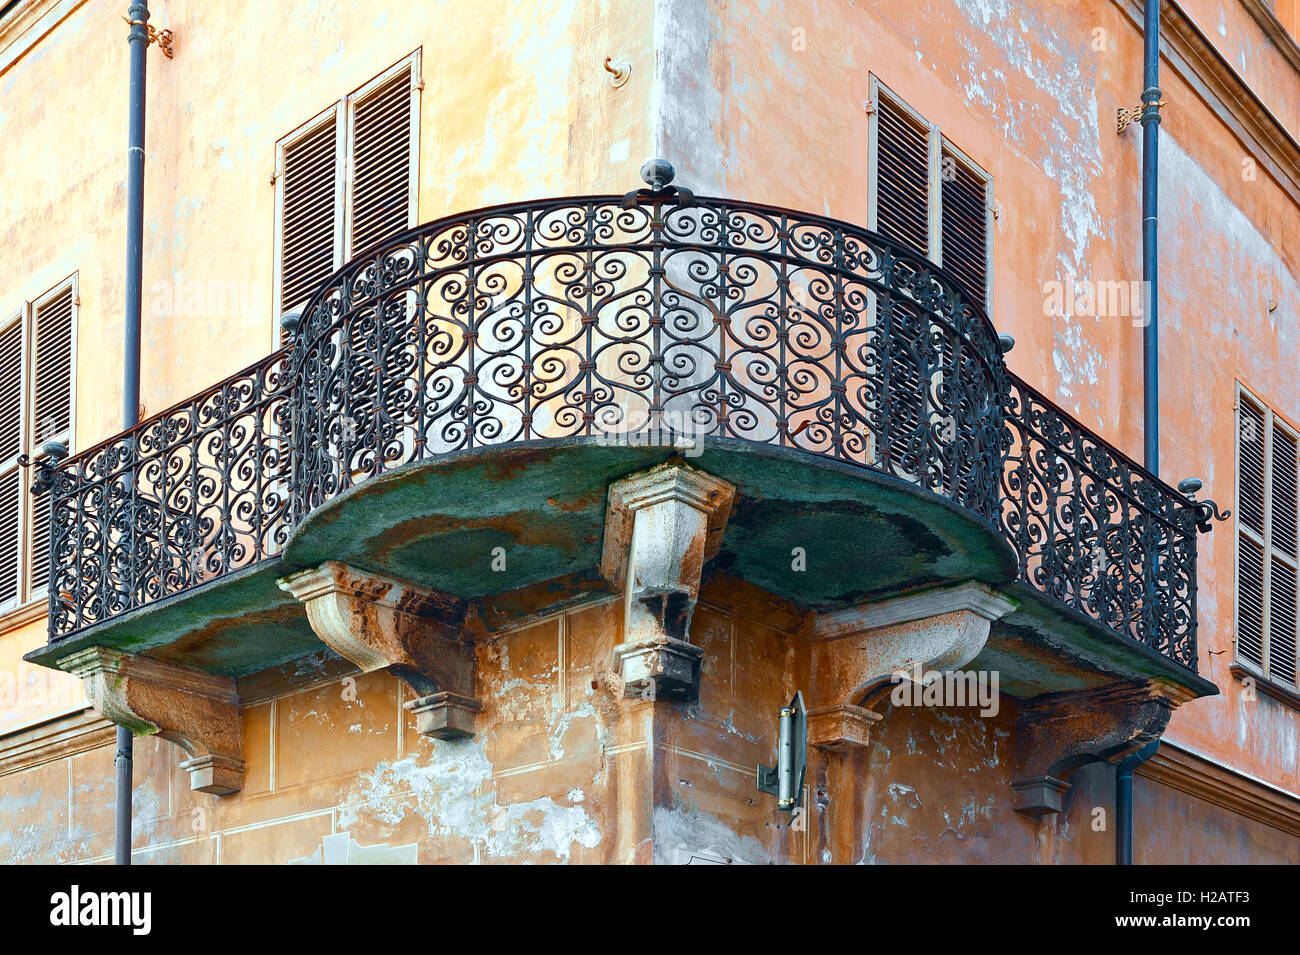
[350,70,414,256]
[1238,535,1265,668]
[1271,559,1298,685]
[280,118,339,324]
[940,146,989,308]
[0,321,22,462]
[32,286,73,444]
[28,484,50,594]
[1239,397,1266,534]
[0,469,17,607]
[875,97,930,257]
[1271,424,1297,559]
[1237,395,1267,668]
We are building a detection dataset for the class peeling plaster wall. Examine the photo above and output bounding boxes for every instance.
[655,0,1300,804]
[4,587,1296,864]
[3,0,1300,862]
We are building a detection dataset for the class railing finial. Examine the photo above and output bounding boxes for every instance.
[623,158,695,209]
[19,441,68,495]
[1178,477,1230,533]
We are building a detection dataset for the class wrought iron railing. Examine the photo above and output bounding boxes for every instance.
[32,184,1215,673]
[290,193,1007,522]
[1001,374,1212,668]
[37,353,293,638]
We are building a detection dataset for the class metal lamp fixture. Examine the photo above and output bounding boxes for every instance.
[757,691,807,811]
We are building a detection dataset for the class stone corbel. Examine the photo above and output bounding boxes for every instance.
[808,581,1016,750]
[599,463,734,702]
[1010,679,1196,816]
[279,561,480,740]
[58,647,245,795]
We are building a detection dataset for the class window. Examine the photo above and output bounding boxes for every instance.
[0,277,76,613]
[867,79,993,311]
[1236,386,1300,687]
[273,52,421,345]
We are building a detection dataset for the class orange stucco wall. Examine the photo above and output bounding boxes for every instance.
[1,0,1298,862]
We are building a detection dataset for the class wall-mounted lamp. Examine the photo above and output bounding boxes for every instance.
[757,691,807,812]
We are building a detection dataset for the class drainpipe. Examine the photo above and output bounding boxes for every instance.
[1141,0,1161,474]
[1116,740,1159,865]
[1120,0,1162,870]
[116,0,150,867]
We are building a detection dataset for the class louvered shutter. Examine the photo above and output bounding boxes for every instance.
[940,146,989,308]
[280,118,339,335]
[1239,398,1266,534]
[27,288,73,594]
[1270,424,1299,684]
[1237,396,1267,668]
[0,320,22,463]
[0,469,18,607]
[350,70,413,255]
[0,321,22,607]
[1238,536,1265,668]
[875,96,930,257]
[1271,424,1298,559]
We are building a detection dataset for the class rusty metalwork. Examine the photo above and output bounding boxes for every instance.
[33,180,1221,672]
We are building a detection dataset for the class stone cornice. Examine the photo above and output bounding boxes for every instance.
[0,0,87,76]
[0,707,110,777]
[1116,0,1300,205]
[1140,741,1300,838]
[1238,0,1300,77]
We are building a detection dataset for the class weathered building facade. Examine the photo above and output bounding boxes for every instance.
[0,0,1297,864]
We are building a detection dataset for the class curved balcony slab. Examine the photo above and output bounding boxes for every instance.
[281,437,1019,630]
[24,560,317,679]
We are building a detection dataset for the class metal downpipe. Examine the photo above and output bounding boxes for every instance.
[116,0,150,867]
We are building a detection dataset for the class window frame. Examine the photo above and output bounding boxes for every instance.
[0,273,78,616]
[270,51,422,349]
[866,76,995,314]
[1234,382,1300,688]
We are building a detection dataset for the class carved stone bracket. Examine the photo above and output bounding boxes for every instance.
[601,464,734,702]
[810,581,1016,735]
[58,647,245,795]
[278,561,480,740]
[807,703,883,752]
[1010,679,1197,816]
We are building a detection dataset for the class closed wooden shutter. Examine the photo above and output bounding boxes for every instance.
[0,469,18,607]
[1238,535,1265,668]
[1239,398,1266,534]
[280,118,339,322]
[32,287,72,443]
[940,146,989,308]
[1237,395,1267,668]
[1272,424,1298,559]
[350,70,413,255]
[0,320,22,608]
[1270,423,1299,684]
[1237,392,1300,682]
[0,320,23,463]
[875,96,930,257]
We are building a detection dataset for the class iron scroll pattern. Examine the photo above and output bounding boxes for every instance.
[42,354,293,638]
[36,194,1206,673]
[1001,374,1200,668]
[290,196,1008,524]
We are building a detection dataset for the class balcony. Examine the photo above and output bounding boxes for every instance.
[24,170,1222,772]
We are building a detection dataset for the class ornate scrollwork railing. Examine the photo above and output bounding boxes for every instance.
[1001,373,1203,668]
[40,353,293,638]
[34,173,1213,673]
[290,192,1008,525]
